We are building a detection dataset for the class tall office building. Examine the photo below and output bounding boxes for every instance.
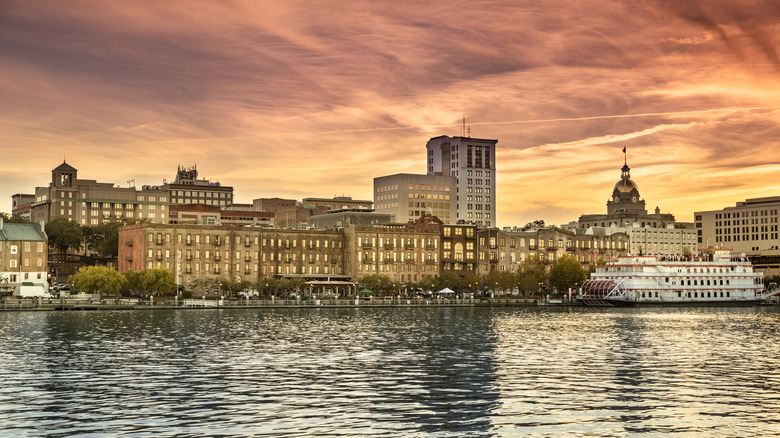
[426,135,497,227]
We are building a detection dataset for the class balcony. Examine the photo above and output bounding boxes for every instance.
[125,240,133,247]
[126,256,133,262]
[186,240,192,246]
[244,241,251,247]
[566,247,576,251]
[244,268,251,274]
[244,256,251,262]
[186,255,192,261]
[156,239,163,245]
[330,259,338,265]
[362,243,373,249]
[384,244,394,250]
[426,245,435,250]
[528,245,537,250]
[156,255,163,261]
[185,268,192,274]
[214,268,221,274]
[214,254,221,261]
[546,246,557,251]
[214,240,222,246]
[425,260,436,265]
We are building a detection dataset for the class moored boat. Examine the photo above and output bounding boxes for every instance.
[579,250,780,306]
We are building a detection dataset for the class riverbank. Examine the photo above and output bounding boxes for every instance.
[0,296,566,311]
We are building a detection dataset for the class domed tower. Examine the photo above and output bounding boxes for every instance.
[606,161,646,215]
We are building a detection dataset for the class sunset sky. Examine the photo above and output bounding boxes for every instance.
[2,0,780,227]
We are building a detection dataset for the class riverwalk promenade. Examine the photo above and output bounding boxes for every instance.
[0,296,559,311]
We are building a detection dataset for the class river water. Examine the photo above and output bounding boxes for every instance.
[0,306,778,437]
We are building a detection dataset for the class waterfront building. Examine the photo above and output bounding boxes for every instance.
[488,227,629,276]
[695,196,780,274]
[426,135,497,227]
[0,218,48,294]
[118,222,439,291]
[343,225,440,284]
[31,161,169,225]
[373,173,456,224]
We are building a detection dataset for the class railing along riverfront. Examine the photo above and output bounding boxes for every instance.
[1,296,545,310]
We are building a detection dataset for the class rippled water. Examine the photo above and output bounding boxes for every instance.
[1,307,779,437]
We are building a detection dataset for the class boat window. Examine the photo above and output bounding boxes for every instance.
[726,292,730,297]
[687,292,691,297]
[726,280,730,285]
[720,292,724,297]
[687,280,691,285]
[678,291,682,297]
[707,280,711,285]
[694,292,698,297]
[665,277,669,283]
[720,280,723,285]
[655,292,659,297]
[694,280,698,286]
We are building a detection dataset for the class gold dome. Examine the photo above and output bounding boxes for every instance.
[614,179,637,193]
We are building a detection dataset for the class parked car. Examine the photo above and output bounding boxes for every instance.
[238,289,259,298]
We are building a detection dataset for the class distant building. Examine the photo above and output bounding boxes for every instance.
[695,196,780,274]
[426,135,497,227]
[11,194,35,221]
[0,218,48,294]
[152,165,233,207]
[168,204,274,227]
[577,159,676,229]
[252,197,296,213]
[31,161,169,225]
[302,196,372,211]
[373,173,456,224]
[307,208,391,230]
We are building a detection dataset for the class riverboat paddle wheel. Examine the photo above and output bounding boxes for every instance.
[579,278,625,306]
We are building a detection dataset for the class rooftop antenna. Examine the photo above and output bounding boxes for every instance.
[461,114,466,137]
[467,126,471,138]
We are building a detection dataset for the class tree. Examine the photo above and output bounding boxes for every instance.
[516,256,547,296]
[548,254,586,293]
[1,212,30,223]
[69,266,127,295]
[46,217,83,261]
[434,273,464,292]
[139,268,176,296]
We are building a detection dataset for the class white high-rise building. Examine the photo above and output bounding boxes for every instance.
[426,135,497,227]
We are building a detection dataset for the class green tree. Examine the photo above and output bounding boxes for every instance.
[434,273,464,292]
[140,268,176,296]
[69,266,127,295]
[516,256,547,296]
[1,212,30,223]
[123,269,141,294]
[46,217,83,261]
[548,254,586,293]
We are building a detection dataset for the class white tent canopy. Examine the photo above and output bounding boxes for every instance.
[438,288,455,294]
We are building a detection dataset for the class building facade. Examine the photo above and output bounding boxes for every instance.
[11,194,35,221]
[302,196,372,211]
[695,197,780,274]
[0,218,48,293]
[426,135,497,227]
[118,222,440,288]
[373,173,456,224]
[30,161,169,225]
[154,165,234,207]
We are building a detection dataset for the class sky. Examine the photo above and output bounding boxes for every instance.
[2,0,780,228]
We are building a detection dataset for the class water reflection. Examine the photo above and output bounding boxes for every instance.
[0,307,779,437]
